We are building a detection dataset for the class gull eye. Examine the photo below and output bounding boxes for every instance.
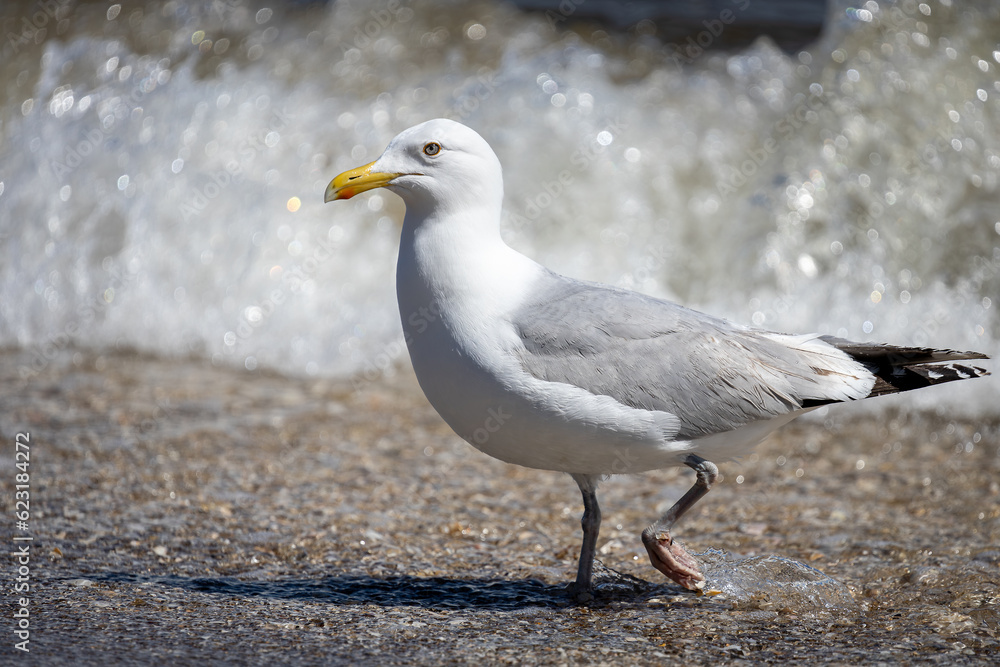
[423,142,441,157]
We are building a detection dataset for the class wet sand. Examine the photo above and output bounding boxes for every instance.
[1,349,998,664]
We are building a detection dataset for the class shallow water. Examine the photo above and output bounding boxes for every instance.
[699,548,858,612]
[2,349,997,663]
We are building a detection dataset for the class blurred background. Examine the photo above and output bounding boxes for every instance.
[1,0,996,412]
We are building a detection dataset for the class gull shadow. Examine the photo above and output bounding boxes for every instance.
[85,566,680,610]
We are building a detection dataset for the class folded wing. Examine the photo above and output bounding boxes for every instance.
[512,273,989,440]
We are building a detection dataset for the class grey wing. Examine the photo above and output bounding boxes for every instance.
[511,274,873,440]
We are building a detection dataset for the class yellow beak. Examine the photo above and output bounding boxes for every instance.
[324,160,404,202]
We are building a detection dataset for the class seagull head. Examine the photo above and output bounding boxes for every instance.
[325,118,503,218]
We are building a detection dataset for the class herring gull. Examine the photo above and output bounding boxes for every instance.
[325,118,990,601]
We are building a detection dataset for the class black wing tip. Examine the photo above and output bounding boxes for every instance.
[867,361,990,397]
[909,362,991,382]
[820,338,990,362]
[926,350,991,362]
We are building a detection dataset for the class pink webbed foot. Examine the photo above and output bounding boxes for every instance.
[641,528,705,591]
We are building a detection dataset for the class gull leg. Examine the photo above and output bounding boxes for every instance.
[567,473,601,602]
[641,454,718,591]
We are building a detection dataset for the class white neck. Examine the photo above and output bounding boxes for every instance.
[395,205,542,340]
